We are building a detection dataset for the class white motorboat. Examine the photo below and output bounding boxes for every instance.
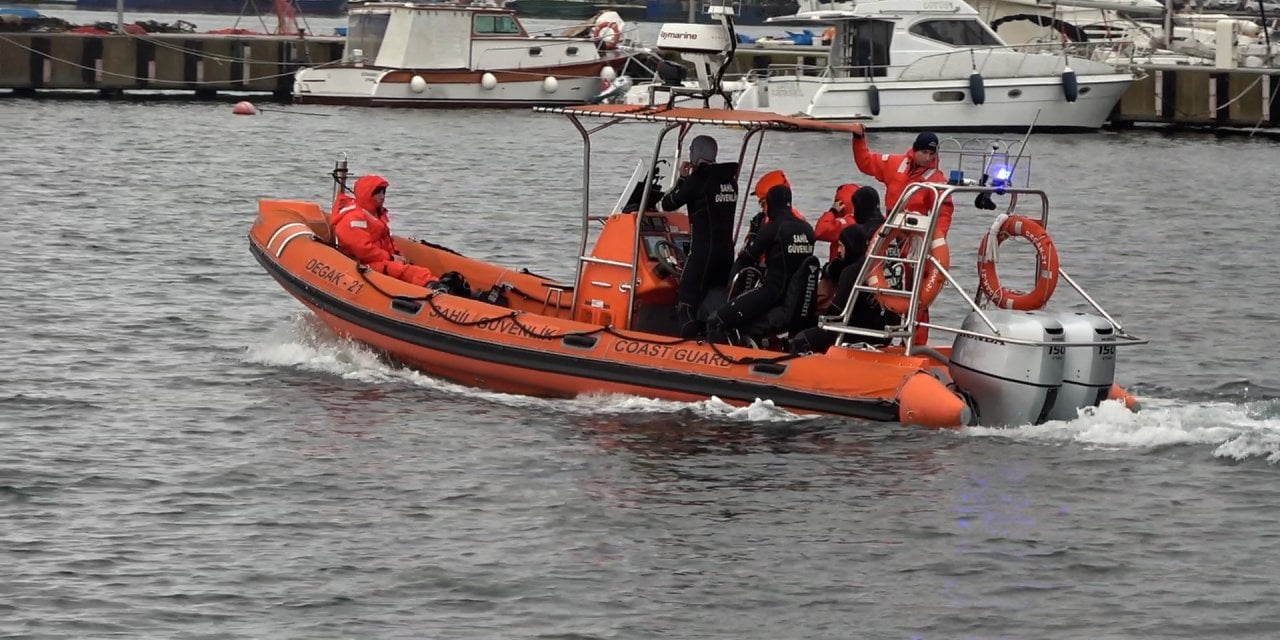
[972,0,1280,68]
[615,0,1136,131]
[293,1,634,107]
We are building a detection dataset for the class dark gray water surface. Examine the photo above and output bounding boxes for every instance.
[3,94,1280,640]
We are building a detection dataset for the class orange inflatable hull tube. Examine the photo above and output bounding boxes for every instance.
[897,371,972,428]
[1108,384,1141,412]
[248,201,981,427]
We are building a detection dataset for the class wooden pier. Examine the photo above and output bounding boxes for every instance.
[1113,65,1280,133]
[0,32,1277,134]
[0,32,343,98]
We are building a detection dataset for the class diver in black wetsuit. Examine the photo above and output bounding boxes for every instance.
[660,135,739,338]
[709,184,815,339]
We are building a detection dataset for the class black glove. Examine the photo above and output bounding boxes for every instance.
[747,211,765,236]
[824,259,844,280]
[661,177,685,201]
[974,192,998,210]
[427,280,450,294]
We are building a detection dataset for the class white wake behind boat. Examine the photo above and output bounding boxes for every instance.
[615,0,1136,131]
[293,1,634,107]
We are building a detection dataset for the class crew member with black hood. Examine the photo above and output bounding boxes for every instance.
[824,185,886,286]
[790,186,899,354]
[660,134,739,338]
[710,184,815,337]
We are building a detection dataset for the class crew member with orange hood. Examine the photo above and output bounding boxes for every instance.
[330,175,437,288]
[813,183,859,263]
[743,169,805,251]
[850,128,953,236]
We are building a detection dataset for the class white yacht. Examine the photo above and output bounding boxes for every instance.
[972,0,1280,67]
[618,0,1137,130]
[293,2,632,107]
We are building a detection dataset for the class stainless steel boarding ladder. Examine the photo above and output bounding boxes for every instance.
[820,207,943,349]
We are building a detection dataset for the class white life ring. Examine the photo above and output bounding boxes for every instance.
[592,21,622,50]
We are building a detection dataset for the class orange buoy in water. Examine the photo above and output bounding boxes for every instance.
[232,101,258,115]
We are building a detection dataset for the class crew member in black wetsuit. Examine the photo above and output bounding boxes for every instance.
[709,184,815,340]
[791,186,899,353]
[660,135,739,338]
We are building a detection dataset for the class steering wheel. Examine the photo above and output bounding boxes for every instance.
[652,239,683,279]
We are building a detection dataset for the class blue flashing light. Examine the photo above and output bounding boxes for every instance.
[990,164,1013,193]
[948,169,965,186]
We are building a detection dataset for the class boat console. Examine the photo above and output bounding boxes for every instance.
[639,213,691,279]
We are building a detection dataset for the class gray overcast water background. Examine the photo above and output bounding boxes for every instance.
[3,6,1280,640]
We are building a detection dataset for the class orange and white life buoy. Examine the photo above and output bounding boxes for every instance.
[977,214,1060,311]
[592,21,622,49]
[866,230,951,315]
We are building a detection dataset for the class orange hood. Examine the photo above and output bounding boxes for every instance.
[353,174,389,215]
[753,170,790,202]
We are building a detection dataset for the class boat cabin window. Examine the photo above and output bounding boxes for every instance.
[474,14,521,35]
[838,19,893,78]
[908,19,1002,47]
[346,11,390,62]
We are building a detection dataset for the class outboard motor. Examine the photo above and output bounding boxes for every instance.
[588,74,633,104]
[1041,311,1116,421]
[948,309,1066,427]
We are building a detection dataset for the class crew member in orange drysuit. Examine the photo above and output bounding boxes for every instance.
[850,128,953,237]
[330,175,437,287]
[814,183,859,263]
[850,128,953,344]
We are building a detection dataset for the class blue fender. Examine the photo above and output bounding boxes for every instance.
[1062,67,1079,102]
[969,71,986,106]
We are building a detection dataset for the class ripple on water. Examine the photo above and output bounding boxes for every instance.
[4,97,1280,639]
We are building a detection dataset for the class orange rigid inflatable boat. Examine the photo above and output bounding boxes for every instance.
[249,104,1146,428]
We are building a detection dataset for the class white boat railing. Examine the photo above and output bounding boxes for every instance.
[739,40,1137,83]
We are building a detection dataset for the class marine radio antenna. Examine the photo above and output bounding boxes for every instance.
[331,152,351,202]
[1006,109,1040,181]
